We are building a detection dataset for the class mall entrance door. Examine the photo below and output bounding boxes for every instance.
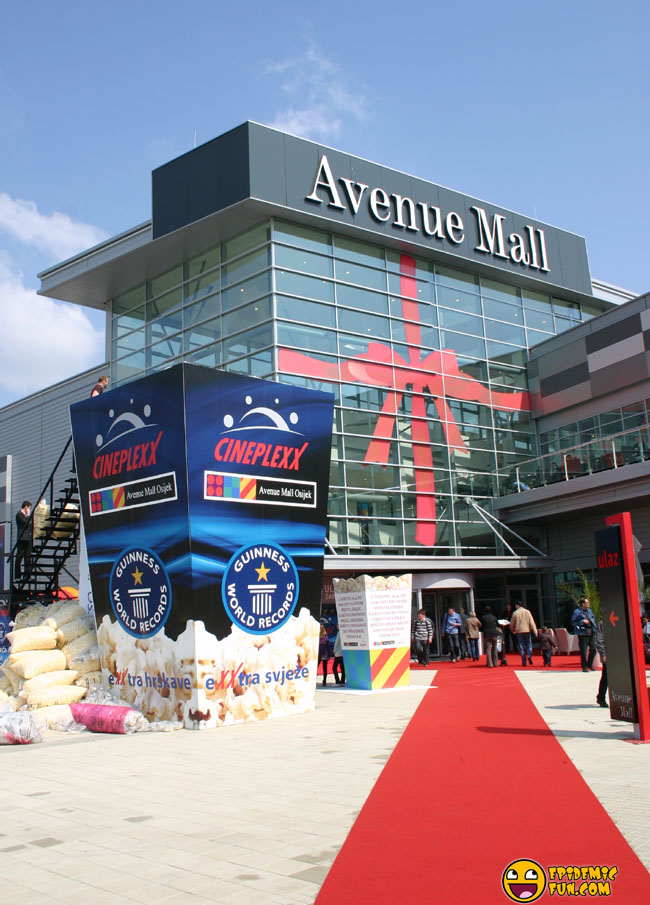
[421,588,473,658]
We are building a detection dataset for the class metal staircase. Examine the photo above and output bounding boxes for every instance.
[8,437,80,599]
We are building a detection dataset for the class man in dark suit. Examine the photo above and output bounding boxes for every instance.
[14,500,32,583]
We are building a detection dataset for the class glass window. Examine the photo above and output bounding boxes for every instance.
[338,308,390,339]
[344,462,401,491]
[524,307,554,331]
[222,272,271,310]
[147,265,182,301]
[622,402,645,428]
[223,297,272,335]
[454,357,489,384]
[386,249,433,281]
[334,259,386,291]
[227,349,273,378]
[553,316,575,334]
[581,301,603,320]
[578,418,597,443]
[436,285,482,315]
[146,286,182,321]
[391,319,439,350]
[553,297,581,320]
[484,319,526,346]
[337,284,389,314]
[439,308,484,336]
[184,316,221,352]
[486,342,527,368]
[223,324,272,362]
[147,310,183,345]
[222,223,270,260]
[275,270,335,302]
[276,295,335,327]
[273,220,331,254]
[599,410,623,435]
[113,350,145,384]
[345,435,398,464]
[113,283,145,316]
[184,294,220,327]
[277,322,337,354]
[222,247,270,286]
[559,424,579,448]
[488,363,528,390]
[441,330,486,360]
[526,329,553,349]
[436,265,479,294]
[184,265,220,305]
[483,298,524,325]
[274,244,333,277]
[148,334,182,367]
[387,272,435,303]
[481,277,521,305]
[522,289,552,314]
[186,342,221,368]
[114,306,145,337]
[112,328,145,359]
[333,235,384,267]
[338,333,392,362]
[185,244,220,280]
[340,383,385,411]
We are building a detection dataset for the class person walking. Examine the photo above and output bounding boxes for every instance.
[442,606,463,662]
[332,629,346,685]
[537,626,558,667]
[510,600,538,667]
[595,619,608,707]
[480,606,500,668]
[318,625,330,686]
[571,597,597,672]
[465,611,481,661]
[411,609,434,666]
[458,607,469,660]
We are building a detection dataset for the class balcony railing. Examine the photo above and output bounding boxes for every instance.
[498,425,650,497]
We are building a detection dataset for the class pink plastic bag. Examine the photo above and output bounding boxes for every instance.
[70,702,146,734]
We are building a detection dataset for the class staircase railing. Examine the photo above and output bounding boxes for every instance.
[6,436,79,597]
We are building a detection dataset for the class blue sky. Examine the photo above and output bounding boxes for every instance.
[0,0,648,407]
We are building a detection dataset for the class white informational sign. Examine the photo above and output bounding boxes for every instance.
[77,518,95,617]
[334,575,412,649]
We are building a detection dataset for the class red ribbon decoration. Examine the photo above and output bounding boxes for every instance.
[279,254,530,546]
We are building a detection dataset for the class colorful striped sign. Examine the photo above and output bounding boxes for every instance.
[205,472,257,500]
[90,485,125,514]
[341,647,411,691]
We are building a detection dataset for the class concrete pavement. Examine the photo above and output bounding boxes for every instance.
[1,667,649,904]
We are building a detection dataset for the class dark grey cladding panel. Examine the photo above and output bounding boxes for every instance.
[249,125,287,205]
[539,362,590,397]
[534,336,587,381]
[152,124,251,239]
[585,313,642,353]
[590,354,649,397]
[151,121,592,293]
[643,329,650,352]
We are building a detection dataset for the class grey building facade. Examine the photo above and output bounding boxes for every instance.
[1,122,644,641]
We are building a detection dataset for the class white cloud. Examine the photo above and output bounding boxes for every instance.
[0,254,105,402]
[0,193,108,261]
[265,45,370,141]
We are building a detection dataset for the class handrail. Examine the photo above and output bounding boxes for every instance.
[5,436,74,581]
[498,424,649,497]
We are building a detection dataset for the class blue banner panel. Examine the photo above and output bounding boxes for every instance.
[70,363,334,727]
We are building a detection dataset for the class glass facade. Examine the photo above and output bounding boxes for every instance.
[110,219,597,558]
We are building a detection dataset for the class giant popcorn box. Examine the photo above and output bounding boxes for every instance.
[70,363,334,727]
[333,574,412,690]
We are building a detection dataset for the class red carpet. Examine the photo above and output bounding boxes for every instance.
[316,659,650,904]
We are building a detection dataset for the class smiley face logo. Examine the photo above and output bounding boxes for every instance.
[502,859,547,902]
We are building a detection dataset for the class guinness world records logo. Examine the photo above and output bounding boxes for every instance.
[110,546,172,638]
[222,542,299,634]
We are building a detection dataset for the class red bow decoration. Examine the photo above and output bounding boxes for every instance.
[279,254,529,546]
